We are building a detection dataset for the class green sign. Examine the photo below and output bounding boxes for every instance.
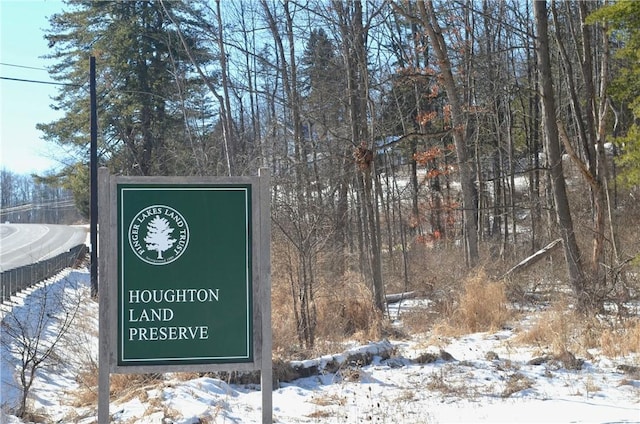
[117,184,253,366]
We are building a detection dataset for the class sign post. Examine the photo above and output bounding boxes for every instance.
[98,169,271,422]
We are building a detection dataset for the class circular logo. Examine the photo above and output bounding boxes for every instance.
[128,205,190,265]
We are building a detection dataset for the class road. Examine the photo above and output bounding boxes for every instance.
[0,224,88,272]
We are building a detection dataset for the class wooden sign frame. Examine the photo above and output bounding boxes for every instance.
[98,168,272,423]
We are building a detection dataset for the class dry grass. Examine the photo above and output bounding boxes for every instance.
[501,372,534,398]
[433,270,512,336]
[425,367,477,397]
[314,271,383,342]
[515,297,640,357]
[271,252,384,357]
[401,307,440,334]
[69,368,99,408]
[515,298,584,354]
[307,409,335,419]
[309,393,347,407]
[70,369,164,409]
[110,374,163,402]
[600,318,640,357]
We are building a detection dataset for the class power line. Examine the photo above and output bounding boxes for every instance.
[0,62,48,71]
[0,76,83,87]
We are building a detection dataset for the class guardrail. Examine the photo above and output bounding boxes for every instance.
[0,244,88,303]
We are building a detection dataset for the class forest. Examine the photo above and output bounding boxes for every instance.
[0,169,81,224]
[35,0,640,350]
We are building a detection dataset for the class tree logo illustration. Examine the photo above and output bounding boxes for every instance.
[128,205,190,265]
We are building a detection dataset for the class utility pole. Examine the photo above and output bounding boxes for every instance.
[90,56,98,298]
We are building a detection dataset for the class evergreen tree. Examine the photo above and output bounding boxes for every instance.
[38,0,213,214]
[299,28,348,192]
[589,1,640,186]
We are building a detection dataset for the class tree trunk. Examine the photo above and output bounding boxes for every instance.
[420,0,479,267]
[534,0,591,313]
[214,0,236,175]
[336,0,385,311]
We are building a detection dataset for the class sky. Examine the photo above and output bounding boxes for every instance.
[0,0,68,176]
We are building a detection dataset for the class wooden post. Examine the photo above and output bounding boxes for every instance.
[259,167,273,424]
[98,167,111,423]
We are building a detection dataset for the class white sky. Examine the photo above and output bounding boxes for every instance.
[0,0,68,175]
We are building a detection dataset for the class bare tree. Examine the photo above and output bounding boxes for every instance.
[0,169,15,209]
[333,0,386,311]
[413,0,480,267]
[261,0,322,347]
[1,279,81,418]
[551,0,615,308]
[534,0,590,312]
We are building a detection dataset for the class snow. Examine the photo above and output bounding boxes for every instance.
[1,269,639,423]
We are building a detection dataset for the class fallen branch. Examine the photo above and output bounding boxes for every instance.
[502,239,562,278]
[211,340,396,387]
[385,291,417,304]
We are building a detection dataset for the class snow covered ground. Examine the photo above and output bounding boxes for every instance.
[1,268,639,423]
